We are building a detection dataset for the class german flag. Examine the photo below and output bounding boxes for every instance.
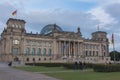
[12,10,17,16]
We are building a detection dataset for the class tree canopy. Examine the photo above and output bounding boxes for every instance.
[110,51,120,61]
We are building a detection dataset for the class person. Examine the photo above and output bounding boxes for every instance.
[79,61,83,70]
[83,62,86,69]
[74,61,78,70]
[8,61,12,66]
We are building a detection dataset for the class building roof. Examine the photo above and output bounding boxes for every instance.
[6,18,26,24]
[92,31,107,35]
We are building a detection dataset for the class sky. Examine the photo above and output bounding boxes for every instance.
[0,0,120,51]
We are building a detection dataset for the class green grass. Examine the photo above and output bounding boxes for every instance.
[14,66,120,80]
[46,71,120,80]
[14,66,69,72]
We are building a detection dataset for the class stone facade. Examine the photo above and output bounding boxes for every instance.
[0,18,110,63]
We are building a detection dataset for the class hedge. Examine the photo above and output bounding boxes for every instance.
[26,63,120,72]
[93,64,120,72]
[25,63,94,70]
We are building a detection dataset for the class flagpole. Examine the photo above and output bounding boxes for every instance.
[113,43,116,63]
[15,10,17,19]
[112,33,116,63]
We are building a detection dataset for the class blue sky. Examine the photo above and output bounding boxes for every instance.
[24,0,97,11]
[0,0,120,51]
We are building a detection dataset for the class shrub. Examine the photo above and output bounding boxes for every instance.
[25,62,95,70]
[93,64,120,72]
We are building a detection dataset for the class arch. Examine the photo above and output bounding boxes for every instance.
[43,48,46,56]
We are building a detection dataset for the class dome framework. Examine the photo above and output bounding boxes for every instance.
[40,24,63,35]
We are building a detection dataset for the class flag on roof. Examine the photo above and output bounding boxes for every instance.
[12,10,17,16]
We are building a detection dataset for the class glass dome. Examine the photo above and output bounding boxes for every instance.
[40,24,63,35]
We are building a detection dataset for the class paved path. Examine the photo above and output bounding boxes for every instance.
[0,62,60,80]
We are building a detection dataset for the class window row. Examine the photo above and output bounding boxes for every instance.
[26,40,52,47]
[12,24,22,28]
[26,48,52,56]
[85,51,99,56]
[102,45,106,50]
[84,44,99,50]
[26,57,52,62]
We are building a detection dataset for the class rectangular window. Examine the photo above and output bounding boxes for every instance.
[37,48,41,55]
[13,48,18,55]
[48,49,52,56]
[26,48,30,55]
[32,48,35,55]
[43,48,46,56]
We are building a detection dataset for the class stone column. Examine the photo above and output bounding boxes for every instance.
[53,39,57,59]
[61,41,63,56]
[63,41,65,56]
[99,44,102,57]
[78,42,80,56]
[68,41,70,57]
[56,41,59,57]
[73,41,75,57]
[59,41,62,57]
[77,42,79,57]
[106,44,109,56]
[58,41,60,55]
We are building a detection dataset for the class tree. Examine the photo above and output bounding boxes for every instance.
[110,51,120,61]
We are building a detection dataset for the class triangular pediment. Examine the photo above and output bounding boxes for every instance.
[56,32,82,39]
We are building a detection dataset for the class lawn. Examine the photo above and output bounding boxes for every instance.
[14,66,120,80]
[14,66,68,72]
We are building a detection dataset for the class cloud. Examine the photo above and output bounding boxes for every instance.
[0,0,28,32]
[102,3,120,51]
[24,9,100,38]
[1,0,120,51]
[0,3,14,31]
[89,7,117,29]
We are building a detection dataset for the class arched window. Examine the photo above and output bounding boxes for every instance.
[89,51,91,56]
[13,48,18,55]
[48,48,52,56]
[32,48,35,55]
[93,51,95,56]
[86,51,88,56]
[96,51,98,56]
[26,47,30,55]
[33,58,35,62]
[26,58,29,61]
[38,58,41,61]
[37,48,41,55]
[43,48,46,56]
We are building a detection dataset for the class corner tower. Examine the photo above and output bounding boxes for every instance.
[6,18,26,34]
[0,18,26,62]
[91,31,109,61]
[92,31,108,42]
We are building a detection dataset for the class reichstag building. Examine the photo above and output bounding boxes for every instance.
[0,18,110,63]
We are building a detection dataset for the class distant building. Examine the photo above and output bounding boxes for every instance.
[0,18,110,63]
